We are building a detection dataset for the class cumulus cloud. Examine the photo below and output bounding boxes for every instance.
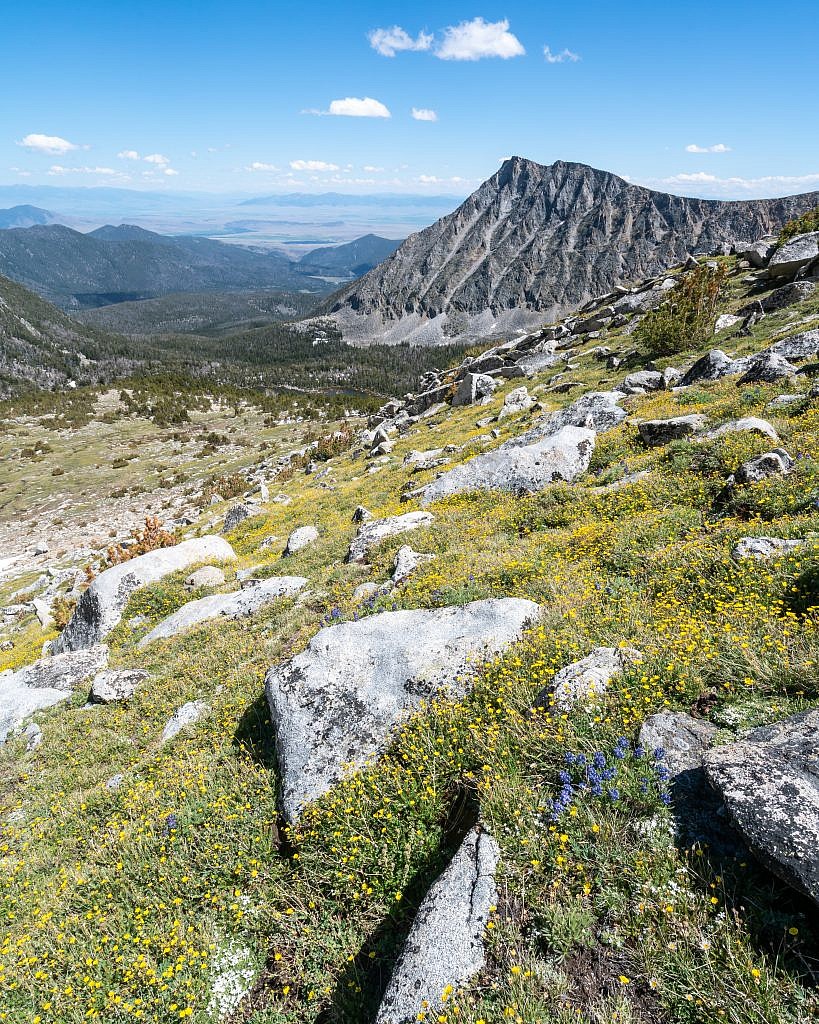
[118,149,140,160]
[543,46,580,63]
[362,165,384,172]
[685,143,732,153]
[411,107,438,122]
[435,17,524,61]
[290,159,340,171]
[369,26,433,57]
[144,153,170,166]
[328,97,391,118]
[18,133,84,156]
[164,168,179,176]
[247,161,279,171]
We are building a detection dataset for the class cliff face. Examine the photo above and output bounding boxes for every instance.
[325,157,819,344]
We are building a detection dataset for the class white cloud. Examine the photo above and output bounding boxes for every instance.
[118,149,140,160]
[651,170,819,198]
[164,167,179,176]
[247,161,279,171]
[412,107,438,122]
[290,159,340,171]
[17,133,84,156]
[363,165,384,172]
[327,97,391,118]
[543,46,580,64]
[368,26,433,57]
[47,165,120,177]
[685,143,732,153]
[144,152,170,166]
[435,17,524,61]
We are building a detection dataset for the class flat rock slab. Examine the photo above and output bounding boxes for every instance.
[375,828,499,1024]
[54,537,237,652]
[768,231,819,277]
[638,415,707,446]
[1,645,108,741]
[733,536,804,560]
[346,512,434,564]
[420,425,595,505]
[140,577,307,645]
[704,709,819,905]
[515,391,626,443]
[266,598,539,822]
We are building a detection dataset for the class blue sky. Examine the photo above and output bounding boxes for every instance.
[4,1,818,199]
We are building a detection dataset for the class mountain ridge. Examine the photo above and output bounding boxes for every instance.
[323,156,819,345]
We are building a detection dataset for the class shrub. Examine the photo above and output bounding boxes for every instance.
[634,263,729,358]
[51,596,76,630]
[98,516,176,571]
[779,205,819,244]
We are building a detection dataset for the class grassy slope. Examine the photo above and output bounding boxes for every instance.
[1,257,819,1024]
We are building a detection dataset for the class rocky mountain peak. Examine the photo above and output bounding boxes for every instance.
[324,157,819,346]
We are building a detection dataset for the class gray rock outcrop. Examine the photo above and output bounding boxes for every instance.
[90,668,149,703]
[392,546,435,584]
[53,537,237,652]
[535,647,642,711]
[185,566,226,589]
[284,526,319,556]
[732,536,804,559]
[738,352,798,384]
[767,329,819,362]
[452,372,497,407]
[1,645,108,741]
[420,425,595,505]
[223,504,252,533]
[768,232,819,278]
[161,700,209,744]
[375,828,499,1024]
[346,512,434,564]
[140,577,307,645]
[638,415,707,446]
[704,709,819,905]
[702,417,778,442]
[735,449,793,484]
[265,598,539,821]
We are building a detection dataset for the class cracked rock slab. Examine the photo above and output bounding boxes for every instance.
[704,709,819,905]
[346,512,434,564]
[53,537,237,652]
[140,577,307,645]
[265,598,539,822]
[375,828,499,1024]
[420,425,595,505]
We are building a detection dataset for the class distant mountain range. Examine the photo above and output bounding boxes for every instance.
[0,205,60,229]
[298,234,402,277]
[0,220,405,313]
[0,223,326,309]
[325,157,819,345]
